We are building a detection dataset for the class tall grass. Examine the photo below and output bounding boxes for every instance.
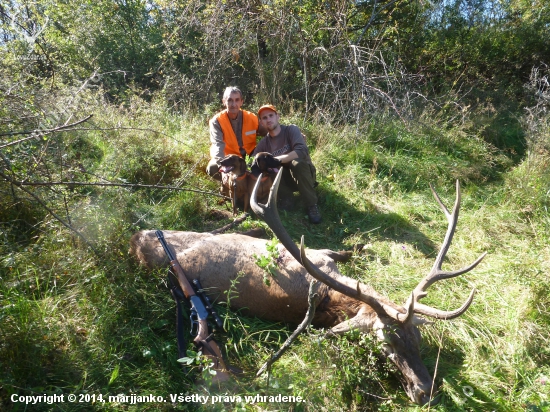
[1,91,549,411]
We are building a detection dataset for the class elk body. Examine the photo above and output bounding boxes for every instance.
[129,171,485,406]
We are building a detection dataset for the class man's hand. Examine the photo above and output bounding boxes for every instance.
[275,151,298,164]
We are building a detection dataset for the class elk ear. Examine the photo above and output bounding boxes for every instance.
[329,312,374,335]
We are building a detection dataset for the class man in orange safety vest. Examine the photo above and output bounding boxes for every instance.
[206,86,266,180]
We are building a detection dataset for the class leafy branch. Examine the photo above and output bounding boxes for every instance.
[253,237,280,286]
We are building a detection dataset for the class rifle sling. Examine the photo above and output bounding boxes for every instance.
[167,269,243,375]
[168,270,187,360]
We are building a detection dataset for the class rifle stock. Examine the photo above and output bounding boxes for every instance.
[156,230,231,383]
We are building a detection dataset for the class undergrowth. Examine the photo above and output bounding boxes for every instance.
[1,92,549,411]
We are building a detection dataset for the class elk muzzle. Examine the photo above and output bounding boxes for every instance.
[375,319,436,405]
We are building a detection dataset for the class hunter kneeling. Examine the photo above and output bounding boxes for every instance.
[253,105,322,224]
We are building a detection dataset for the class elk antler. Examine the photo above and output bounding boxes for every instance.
[401,180,486,321]
[250,169,408,322]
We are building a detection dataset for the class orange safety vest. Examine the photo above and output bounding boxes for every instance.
[215,110,259,156]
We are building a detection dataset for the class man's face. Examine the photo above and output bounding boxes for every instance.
[223,92,243,116]
[259,109,280,132]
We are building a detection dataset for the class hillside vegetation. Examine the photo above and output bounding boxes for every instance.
[1,0,550,411]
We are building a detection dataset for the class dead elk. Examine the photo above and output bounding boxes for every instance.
[129,171,485,405]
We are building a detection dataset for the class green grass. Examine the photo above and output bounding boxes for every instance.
[1,93,549,411]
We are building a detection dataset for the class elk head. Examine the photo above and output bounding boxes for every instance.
[250,170,486,405]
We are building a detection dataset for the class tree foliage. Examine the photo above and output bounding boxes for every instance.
[2,0,549,116]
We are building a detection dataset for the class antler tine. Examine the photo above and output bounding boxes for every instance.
[413,288,476,320]
[402,180,485,321]
[429,179,460,275]
[417,252,487,294]
[251,169,407,322]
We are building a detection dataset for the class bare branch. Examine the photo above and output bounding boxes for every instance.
[210,213,250,234]
[5,180,229,199]
[256,279,320,377]
[61,126,172,139]
[0,115,93,149]
[0,169,99,254]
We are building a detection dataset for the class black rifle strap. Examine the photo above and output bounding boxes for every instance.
[167,269,187,360]
[167,270,244,376]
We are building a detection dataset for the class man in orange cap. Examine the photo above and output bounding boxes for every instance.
[253,104,321,224]
[206,86,267,180]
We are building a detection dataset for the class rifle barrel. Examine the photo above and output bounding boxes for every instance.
[155,230,176,261]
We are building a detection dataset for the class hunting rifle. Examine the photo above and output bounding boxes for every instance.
[155,230,231,382]
[192,278,225,332]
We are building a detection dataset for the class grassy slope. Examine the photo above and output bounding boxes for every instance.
[1,95,549,411]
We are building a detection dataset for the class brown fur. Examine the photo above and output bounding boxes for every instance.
[129,230,351,324]
[217,154,250,214]
[129,229,434,405]
[251,152,282,177]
